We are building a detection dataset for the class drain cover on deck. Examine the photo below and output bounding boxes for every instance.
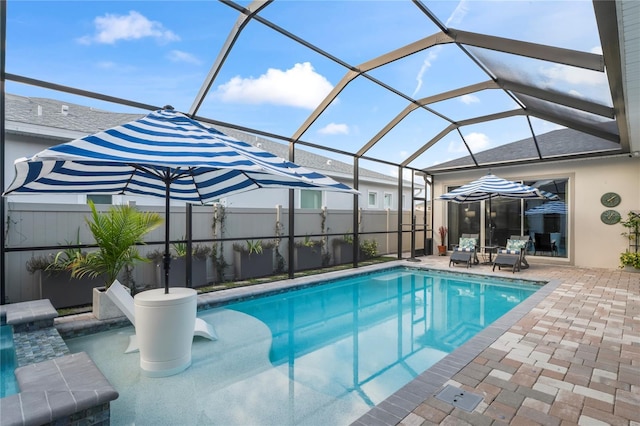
[434,385,483,412]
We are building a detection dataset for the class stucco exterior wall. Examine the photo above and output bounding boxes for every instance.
[431,155,640,270]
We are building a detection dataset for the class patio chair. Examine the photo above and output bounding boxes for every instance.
[492,239,528,273]
[449,235,479,268]
[106,280,217,353]
[534,232,557,256]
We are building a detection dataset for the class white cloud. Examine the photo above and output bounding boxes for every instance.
[318,123,349,135]
[448,132,490,153]
[445,0,470,27]
[539,64,604,87]
[412,0,469,98]
[167,50,201,65]
[411,49,440,98]
[215,62,334,109]
[591,46,603,55]
[78,11,179,45]
[461,94,480,105]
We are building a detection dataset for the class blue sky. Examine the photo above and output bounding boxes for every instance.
[5,0,609,176]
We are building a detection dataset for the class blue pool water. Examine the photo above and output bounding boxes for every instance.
[0,325,19,398]
[66,267,541,425]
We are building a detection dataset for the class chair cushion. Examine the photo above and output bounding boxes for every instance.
[505,239,527,252]
[498,249,521,255]
[458,237,476,250]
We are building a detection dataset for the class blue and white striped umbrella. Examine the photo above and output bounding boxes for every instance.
[525,201,567,215]
[4,108,357,202]
[4,108,357,292]
[438,174,559,203]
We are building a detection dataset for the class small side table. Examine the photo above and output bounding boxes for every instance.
[480,246,498,264]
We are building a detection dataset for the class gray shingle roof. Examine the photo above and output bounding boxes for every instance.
[5,93,143,134]
[426,126,621,172]
[6,93,398,184]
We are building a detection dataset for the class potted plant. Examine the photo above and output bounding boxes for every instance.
[437,226,448,256]
[294,235,323,271]
[148,242,212,288]
[232,240,275,280]
[25,237,101,309]
[71,201,163,320]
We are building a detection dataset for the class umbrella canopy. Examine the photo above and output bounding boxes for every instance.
[4,108,358,292]
[525,201,567,215]
[438,173,559,203]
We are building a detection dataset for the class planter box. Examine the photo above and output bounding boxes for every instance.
[233,248,274,280]
[38,271,102,309]
[294,245,323,271]
[92,286,126,320]
[622,265,640,273]
[333,241,355,265]
[155,258,208,288]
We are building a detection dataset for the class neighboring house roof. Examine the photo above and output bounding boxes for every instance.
[5,93,143,135]
[5,93,413,187]
[426,125,622,173]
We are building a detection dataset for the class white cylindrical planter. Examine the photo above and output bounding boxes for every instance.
[134,288,197,377]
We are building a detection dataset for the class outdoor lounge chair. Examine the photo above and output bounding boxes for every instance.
[449,235,479,268]
[492,239,528,273]
[106,280,217,353]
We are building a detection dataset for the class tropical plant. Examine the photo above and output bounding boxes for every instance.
[295,235,322,248]
[147,241,212,262]
[620,211,640,248]
[233,240,274,255]
[70,201,163,289]
[438,226,448,247]
[25,229,86,274]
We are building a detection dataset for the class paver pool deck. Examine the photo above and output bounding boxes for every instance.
[51,256,639,426]
[384,256,639,426]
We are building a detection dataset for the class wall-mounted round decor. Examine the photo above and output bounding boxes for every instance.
[600,209,621,225]
[600,192,621,207]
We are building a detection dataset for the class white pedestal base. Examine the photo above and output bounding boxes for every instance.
[134,288,197,377]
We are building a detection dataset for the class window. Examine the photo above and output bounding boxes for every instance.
[445,177,568,258]
[368,191,378,208]
[87,194,112,205]
[301,190,322,209]
[383,193,393,209]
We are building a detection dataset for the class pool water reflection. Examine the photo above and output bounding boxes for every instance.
[66,267,540,425]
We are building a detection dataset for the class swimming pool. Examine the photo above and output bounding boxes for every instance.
[66,266,542,425]
[0,325,18,398]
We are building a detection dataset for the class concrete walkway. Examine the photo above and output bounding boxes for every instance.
[391,256,640,426]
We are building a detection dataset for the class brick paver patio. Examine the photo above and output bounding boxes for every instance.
[392,257,640,426]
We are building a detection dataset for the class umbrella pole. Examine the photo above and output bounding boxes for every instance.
[164,177,171,294]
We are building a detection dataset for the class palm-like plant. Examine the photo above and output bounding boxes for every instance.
[71,201,163,289]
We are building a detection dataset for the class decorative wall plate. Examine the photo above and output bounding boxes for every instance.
[600,192,621,207]
[600,209,621,225]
